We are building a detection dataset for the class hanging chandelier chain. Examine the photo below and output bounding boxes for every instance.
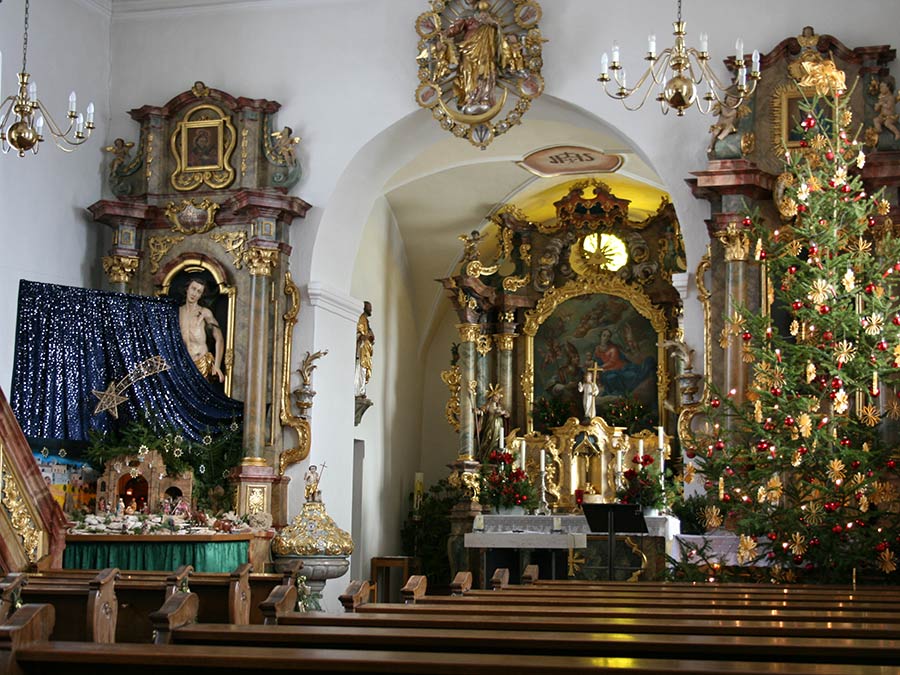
[676,0,682,24]
[22,0,30,75]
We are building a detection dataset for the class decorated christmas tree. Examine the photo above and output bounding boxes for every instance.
[694,61,900,583]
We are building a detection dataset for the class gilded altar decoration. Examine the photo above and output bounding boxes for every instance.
[272,501,353,557]
[279,273,314,474]
[209,230,248,270]
[102,255,140,285]
[415,0,545,149]
[246,246,279,277]
[164,198,220,235]
[170,99,237,191]
[441,365,462,432]
[147,234,186,274]
[1,466,42,564]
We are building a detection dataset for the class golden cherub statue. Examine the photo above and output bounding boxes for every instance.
[104,138,134,175]
[271,126,301,166]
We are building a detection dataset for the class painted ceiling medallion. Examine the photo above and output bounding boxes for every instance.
[415,0,546,150]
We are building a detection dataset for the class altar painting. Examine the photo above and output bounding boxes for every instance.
[533,294,658,428]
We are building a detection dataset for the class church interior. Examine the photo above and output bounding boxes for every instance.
[2,0,900,671]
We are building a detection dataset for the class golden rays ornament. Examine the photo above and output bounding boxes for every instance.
[415,0,546,149]
[737,534,757,564]
[877,549,897,574]
[789,532,807,556]
[827,458,846,484]
[702,506,723,530]
[858,404,881,427]
[798,59,846,96]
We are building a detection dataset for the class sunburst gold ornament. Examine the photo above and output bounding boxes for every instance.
[841,268,855,291]
[789,532,807,556]
[804,501,825,526]
[798,413,812,437]
[863,313,885,336]
[702,505,723,530]
[877,550,897,574]
[766,475,783,503]
[833,389,849,415]
[737,534,757,564]
[798,59,846,96]
[834,340,856,367]
[858,404,881,427]
[827,458,846,484]
[415,0,545,149]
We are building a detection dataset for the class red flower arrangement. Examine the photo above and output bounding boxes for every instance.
[480,449,538,511]
[617,452,665,510]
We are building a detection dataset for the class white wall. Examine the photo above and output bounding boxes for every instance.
[348,195,422,583]
[0,0,110,391]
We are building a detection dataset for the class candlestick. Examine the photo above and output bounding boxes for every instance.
[519,442,527,472]
[539,449,545,472]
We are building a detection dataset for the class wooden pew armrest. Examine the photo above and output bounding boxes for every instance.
[149,592,199,645]
[339,580,370,612]
[229,563,253,625]
[490,568,510,590]
[449,571,472,596]
[521,565,539,585]
[259,584,298,625]
[86,568,119,644]
[400,575,427,604]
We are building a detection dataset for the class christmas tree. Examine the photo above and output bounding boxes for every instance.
[694,60,900,583]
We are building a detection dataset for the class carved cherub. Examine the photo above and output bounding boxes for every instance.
[458,229,486,264]
[104,138,134,176]
[873,78,900,141]
[271,126,301,166]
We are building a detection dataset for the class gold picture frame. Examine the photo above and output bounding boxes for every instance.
[771,83,817,155]
[170,103,236,192]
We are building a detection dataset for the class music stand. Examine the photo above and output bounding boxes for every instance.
[582,503,648,580]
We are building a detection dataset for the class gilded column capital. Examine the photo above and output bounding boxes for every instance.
[714,222,751,262]
[475,335,493,356]
[246,246,279,277]
[493,334,517,351]
[456,323,481,343]
[102,255,140,285]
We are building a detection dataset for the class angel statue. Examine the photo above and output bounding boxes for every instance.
[271,126,301,165]
[104,138,134,176]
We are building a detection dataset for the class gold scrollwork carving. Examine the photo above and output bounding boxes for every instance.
[147,235,185,274]
[741,132,756,156]
[1,464,42,564]
[714,222,751,262]
[240,128,249,176]
[475,335,493,356]
[493,334,516,351]
[102,255,140,285]
[209,230,248,270]
[457,323,481,343]
[246,246,279,277]
[519,243,532,265]
[247,486,266,514]
[521,365,534,405]
[441,365,462,432]
[465,260,500,278]
[502,273,530,292]
[623,535,648,581]
[278,272,311,475]
[165,198,220,235]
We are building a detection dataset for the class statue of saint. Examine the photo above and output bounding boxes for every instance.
[476,385,509,461]
[179,277,225,383]
[354,302,374,397]
[578,371,600,420]
[707,94,740,155]
[446,1,502,114]
[304,464,322,503]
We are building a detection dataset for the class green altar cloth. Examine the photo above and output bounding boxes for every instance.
[63,534,250,573]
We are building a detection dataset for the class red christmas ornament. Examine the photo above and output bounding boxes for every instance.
[819,305,830,315]
[714,440,726,451]
[832,524,843,533]
[875,541,888,552]
[809,537,820,547]
[767,532,778,541]
[791,300,803,311]
[865,283,875,294]
[825,150,834,160]
[792,554,804,564]
[784,416,795,427]
[877,340,889,352]
[822,330,833,341]
[685,447,697,459]
[770,386,782,397]
[710,397,721,408]
[805,563,815,572]
[888,459,897,469]
[721,493,731,502]
[742,216,752,227]
[831,377,843,390]
[893,315,900,326]
[767,551,776,560]
[798,445,808,455]
[841,184,851,193]
[797,204,807,213]
[788,265,797,274]
[741,331,752,341]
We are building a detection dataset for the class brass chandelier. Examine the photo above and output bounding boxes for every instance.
[0,0,95,156]
[597,0,760,116]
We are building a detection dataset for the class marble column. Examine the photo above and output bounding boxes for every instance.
[714,222,752,408]
[494,334,516,414]
[243,239,279,461]
[456,323,480,459]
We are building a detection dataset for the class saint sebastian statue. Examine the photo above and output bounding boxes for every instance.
[178,277,225,383]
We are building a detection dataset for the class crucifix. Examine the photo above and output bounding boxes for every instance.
[587,361,603,383]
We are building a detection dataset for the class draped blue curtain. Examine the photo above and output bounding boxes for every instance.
[11,280,243,442]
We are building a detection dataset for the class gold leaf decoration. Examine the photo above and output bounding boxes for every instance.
[858,404,880,427]
[834,340,857,367]
[737,534,757,564]
[789,532,807,556]
[808,279,833,304]
[827,458,846,483]
[798,59,846,96]
[863,313,884,336]
[804,501,824,526]
[702,505,723,530]
[877,550,897,574]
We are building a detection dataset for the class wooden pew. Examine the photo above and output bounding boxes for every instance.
[5,603,898,675]
[5,568,119,643]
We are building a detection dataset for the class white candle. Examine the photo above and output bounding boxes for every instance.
[499,430,505,450]
[68,91,77,113]
[648,34,656,57]
[570,455,578,493]
[473,514,484,531]
[520,443,527,472]
[735,38,744,62]
[700,32,709,53]
[540,449,545,472]
[611,41,620,64]
[599,52,609,77]
[86,102,94,125]
[752,49,760,72]
[616,448,623,475]
[658,426,665,451]
[638,438,644,455]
